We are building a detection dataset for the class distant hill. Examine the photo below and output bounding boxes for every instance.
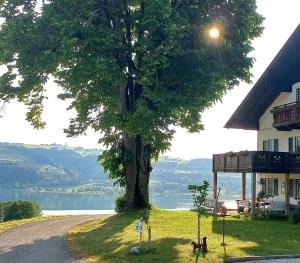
[0,143,250,198]
[0,143,106,187]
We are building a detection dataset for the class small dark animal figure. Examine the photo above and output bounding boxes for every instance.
[202,237,208,253]
[191,241,202,254]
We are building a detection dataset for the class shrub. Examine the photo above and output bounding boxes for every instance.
[251,208,287,221]
[115,196,153,213]
[0,201,13,221]
[3,200,41,221]
[291,207,300,224]
[265,212,287,220]
[115,195,126,213]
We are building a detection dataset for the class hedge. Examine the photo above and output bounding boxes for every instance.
[0,200,41,221]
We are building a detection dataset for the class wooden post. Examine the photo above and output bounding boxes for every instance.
[251,173,256,217]
[242,173,246,200]
[222,215,225,246]
[213,172,218,200]
[285,173,290,215]
[148,226,151,250]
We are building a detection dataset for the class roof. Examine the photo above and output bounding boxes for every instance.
[225,24,300,130]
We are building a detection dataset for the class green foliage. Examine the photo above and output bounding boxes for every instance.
[291,207,300,224]
[256,191,270,201]
[3,200,41,221]
[141,209,150,225]
[251,208,288,221]
[188,180,209,216]
[98,146,130,187]
[115,195,127,213]
[0,201,12,221]
[0,1,263,186]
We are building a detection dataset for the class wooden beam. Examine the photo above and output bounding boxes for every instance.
[251,173,256,217]
[213,172,218,199]
[285,173,290,215]
[242,173,246,200]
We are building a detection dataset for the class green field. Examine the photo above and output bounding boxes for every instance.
[66,209,300,263]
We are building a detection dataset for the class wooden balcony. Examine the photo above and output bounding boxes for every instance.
[271,101,300,131]
[213,151,288,173]
[287,152,300,172]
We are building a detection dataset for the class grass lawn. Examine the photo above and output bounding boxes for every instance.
[66,209,300,263]
[0,216,65,234]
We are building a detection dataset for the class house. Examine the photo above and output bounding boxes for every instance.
[212,24,300,215]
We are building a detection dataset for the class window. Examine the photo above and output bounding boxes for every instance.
[289,137,300,152]
[297,88,300,102]
[288,179,300,198]
[266,178,278,196]
[262,139,279,151]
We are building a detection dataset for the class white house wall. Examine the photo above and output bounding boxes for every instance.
[258,82,300,151]
[257,82,300,206]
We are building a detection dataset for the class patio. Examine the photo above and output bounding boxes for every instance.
[212,151,292,215]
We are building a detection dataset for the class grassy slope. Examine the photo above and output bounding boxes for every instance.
[0,216,65,234]
[66,209,300,263]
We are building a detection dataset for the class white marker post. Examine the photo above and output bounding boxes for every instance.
[135,220,143,247]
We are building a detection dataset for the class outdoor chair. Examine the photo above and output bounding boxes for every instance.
[236,199,250,213]
[206,199,224,214]
[265,201,285,213]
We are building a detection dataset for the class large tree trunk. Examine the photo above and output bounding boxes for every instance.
[115,1,151,210]
[119,82,151,210]
[123,133,151,210]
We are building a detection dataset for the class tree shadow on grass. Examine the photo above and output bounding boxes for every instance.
[67,211,192,263]
[211,215,300,259]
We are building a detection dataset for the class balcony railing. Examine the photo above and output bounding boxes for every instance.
[271,101,300,131]
[287,152,300,172]
[212,151,298,173]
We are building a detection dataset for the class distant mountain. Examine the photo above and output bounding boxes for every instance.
[0,143,106,187]
[0,143,250,198]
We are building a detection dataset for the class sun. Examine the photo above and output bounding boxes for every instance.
[208,27,221,39]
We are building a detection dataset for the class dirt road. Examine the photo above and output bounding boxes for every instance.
[0,215,109,263]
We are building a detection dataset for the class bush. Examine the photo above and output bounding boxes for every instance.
[114,196,153,213]
[0,201,13,221]
[3,200,41,221]
[265,212,287,220]
[115,195,126,213]
[251,208,287,221]
[291,207,300,224]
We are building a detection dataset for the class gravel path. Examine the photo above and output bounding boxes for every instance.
[0,215,110,263]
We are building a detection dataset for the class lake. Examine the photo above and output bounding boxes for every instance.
[0,190,194,210]
[0,190,237,214]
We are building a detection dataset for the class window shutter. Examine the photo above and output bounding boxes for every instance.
[274,179,278,196]
[262,178,266,193]
[297,88,300,102]
[296,180,300,198]
[263,141,266,151]
[289,179,295,197]
[267,179,271,195]
[274,139,279,152]
[296,137,300,153]
[289,138,293,152]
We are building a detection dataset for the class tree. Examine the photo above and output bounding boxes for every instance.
[188,181,209,246]
[0,1,263,210]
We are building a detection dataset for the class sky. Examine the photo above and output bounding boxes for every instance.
[0,0,300,160]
